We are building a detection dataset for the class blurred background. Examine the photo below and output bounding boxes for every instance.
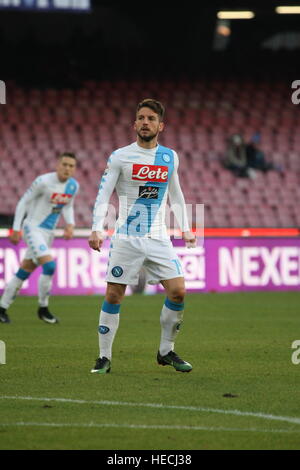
[0,0,300,230]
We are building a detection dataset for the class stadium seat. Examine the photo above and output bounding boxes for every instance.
[1,79,299,228]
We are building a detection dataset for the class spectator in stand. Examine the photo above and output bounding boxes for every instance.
[223,134,250,178]
[245,132,275,173]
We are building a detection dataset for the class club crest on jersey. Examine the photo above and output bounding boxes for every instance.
[162,153,171,163]
[132,164,168,182]
[138,186,159,199]
[50,193,72,205]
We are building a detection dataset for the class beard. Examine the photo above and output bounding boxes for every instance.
[137,129,158,142]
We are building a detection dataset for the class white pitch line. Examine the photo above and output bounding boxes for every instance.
[0,422,300,434]
[1,395,300,426]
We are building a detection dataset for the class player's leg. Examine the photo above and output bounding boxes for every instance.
[37,254,58,324]
[91,238,145,374]
[91,282,127,374]
[0,258,37,323]
[144,239,192,372]
[157,276,192,372]
[159,276,186,353]
[15,223,58,324]
[91,279,126,375]
[100,282,127,360]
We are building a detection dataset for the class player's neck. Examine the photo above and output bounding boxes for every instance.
[56,173,69,183]
[136,137,158,150]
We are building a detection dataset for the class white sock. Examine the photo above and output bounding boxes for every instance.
[38,274,53,307]
[0,275,24,309]
[98,311,120,360]
[159,304,184,356]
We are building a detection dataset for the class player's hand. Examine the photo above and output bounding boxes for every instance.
[88,231,104,252]
[63,224,74,240]
[182,231,197,248]
[9,230,21,245]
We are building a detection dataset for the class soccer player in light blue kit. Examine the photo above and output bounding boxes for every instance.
[88,99,196,374]
[0,153,79,324]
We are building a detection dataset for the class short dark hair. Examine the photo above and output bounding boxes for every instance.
[136,99,165,121]
[58,152,77,161]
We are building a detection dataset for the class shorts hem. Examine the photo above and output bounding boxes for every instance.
[105,277,137,286]
[147,274,185,285]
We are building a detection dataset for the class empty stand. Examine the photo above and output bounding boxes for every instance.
[0,78,299,228]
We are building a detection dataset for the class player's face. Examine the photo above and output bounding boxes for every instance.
[56,156,77,182]
[134,107,164,143]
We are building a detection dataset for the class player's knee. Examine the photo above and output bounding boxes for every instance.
[168,287,186,304]
[42,260,56,276]
[106,283,126,304]
[21,259,37,272]
[105,292,122,304]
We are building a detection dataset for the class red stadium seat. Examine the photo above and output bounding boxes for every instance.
[1,79,299,228]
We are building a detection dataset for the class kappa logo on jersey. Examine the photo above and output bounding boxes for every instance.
[138,186,159,199]
[50,193,72,205]
[132,164,168,182]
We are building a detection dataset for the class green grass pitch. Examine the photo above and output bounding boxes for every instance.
[0,291,299,450]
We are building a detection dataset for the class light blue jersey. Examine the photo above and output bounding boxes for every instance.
[13,172,79,232]
[92,142,189,239]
